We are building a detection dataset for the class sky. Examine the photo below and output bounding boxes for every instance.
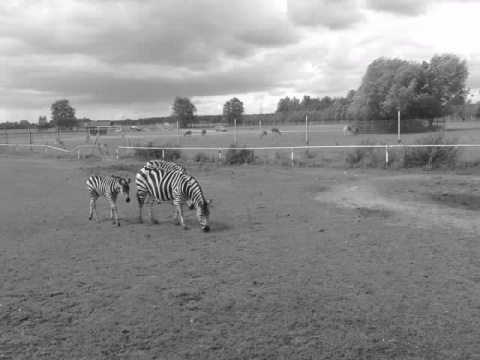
[1,0,480,123]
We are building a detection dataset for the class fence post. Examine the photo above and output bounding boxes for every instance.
[162,148,165,159]
[115,148,119,160]
[218,148,222,162]
[291,147,294,168]
[78,148,81,159]
[45,145,48,156]
[385,145,389,167]
[4,126,7,144]
[29,125,32,152]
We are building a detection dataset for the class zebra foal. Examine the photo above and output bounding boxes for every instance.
[136,167,211,232]
[86,174,131,226]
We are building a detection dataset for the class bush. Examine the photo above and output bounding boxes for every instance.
[194,152,213,163]
[134,140,182,161]
[402,134,461,169]
[345,139,386,168]
[226,144,255,165]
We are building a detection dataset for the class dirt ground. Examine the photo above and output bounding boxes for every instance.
[1,155,480,359]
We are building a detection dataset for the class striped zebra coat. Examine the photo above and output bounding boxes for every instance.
[136,167,211,232]
[87,174,131,226]
[142,160,194,210]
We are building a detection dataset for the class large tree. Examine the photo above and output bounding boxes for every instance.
[172,97,197,128]
[50,99,77,129]
[421,53,469,120]
[348,54,469,123]
[223,97,244,125]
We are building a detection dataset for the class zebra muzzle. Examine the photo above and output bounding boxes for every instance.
[203,225,210,233]
[126,198,131,203]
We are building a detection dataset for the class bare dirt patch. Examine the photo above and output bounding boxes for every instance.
[1,156,480,359]
[319,172,480,233]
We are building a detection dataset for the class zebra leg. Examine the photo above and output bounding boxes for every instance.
[108,195,119,225]
[89,196,100,222]
[174,201,188,229]
[147,196,158,224]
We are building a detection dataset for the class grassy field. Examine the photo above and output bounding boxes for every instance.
[4,122,480,167]
[1,151,480,359]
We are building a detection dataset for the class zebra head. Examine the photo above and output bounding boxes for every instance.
[115,176,131,203]
[196,199,211,232]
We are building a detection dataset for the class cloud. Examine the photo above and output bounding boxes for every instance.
[366,0,427,16]
[287,0,364,29]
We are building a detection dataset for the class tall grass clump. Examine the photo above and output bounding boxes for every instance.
[402,133,461,169]
[226,144,255,165]
[345,139,386,168]
[134,140,182,161]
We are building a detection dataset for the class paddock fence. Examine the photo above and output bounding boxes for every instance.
[114,144,480,168]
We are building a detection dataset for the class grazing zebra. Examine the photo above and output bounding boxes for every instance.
[184,130,192,137]
[87,175,131,226]
[54,139,66,149]
[144,159,187,173]
[136,167,211,232]
[271,127,281,135]
[201,129,206,135]
[143,160,194,210]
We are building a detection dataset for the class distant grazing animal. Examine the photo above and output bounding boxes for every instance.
[271,128,281,135]
[86,175,131,226]
[136,167,211,232]
[98,143,109,155]
[260,131,267,139]
[353,126,359,136]
[184,130,192,137]
[343,125,354,136]
[201,129,206,135]
[54,139,66,149]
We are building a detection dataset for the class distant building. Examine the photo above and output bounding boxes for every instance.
[86,120,115,135]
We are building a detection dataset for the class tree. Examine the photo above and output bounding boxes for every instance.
[38,115,48,130]
[422,53,469,120]
[51,99,77,129]
[19,120,30,129]
[223,97,244,125]
[172,97,197,128]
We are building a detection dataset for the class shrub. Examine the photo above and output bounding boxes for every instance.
[345,139,386,168]
[274,151,291,167]
[194,152,212,163]
[226,144,255,165]
[134,140,182,161]
[402,134,461,169]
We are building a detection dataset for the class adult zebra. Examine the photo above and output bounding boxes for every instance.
[143,159,187,173]
[136,167,211,232]
[142,160,194,210]
[87,174,131,226]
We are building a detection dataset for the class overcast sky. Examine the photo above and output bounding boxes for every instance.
[1,0,480,122]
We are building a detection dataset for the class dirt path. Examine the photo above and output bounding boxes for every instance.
[318,172,480,234]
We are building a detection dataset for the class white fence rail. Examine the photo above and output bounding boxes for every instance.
[117,144,480,168]
[3,143,480,168]
[0,143,99,159]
